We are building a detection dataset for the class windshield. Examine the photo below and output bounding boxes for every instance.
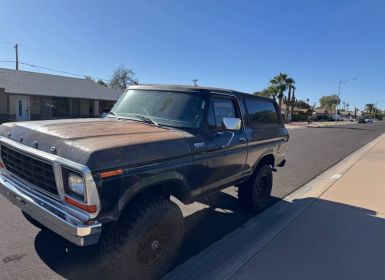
[111,90,207,128]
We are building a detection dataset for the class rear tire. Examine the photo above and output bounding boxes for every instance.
[100,194,184,280]
[238,164,273,212]
[21,211,46,230]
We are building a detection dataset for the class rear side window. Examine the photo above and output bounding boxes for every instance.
[245,98,279,125]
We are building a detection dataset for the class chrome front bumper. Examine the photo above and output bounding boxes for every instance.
[0,170,102,246]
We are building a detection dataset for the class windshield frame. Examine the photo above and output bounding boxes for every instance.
[110,89,210,132]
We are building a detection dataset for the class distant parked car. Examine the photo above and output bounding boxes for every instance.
[358,118,366,123]
[358,118,373,123]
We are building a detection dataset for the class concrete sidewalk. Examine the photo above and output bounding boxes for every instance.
[286,121,356,130]
[166,133,385,280]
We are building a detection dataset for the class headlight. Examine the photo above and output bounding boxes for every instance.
[68,173,85,196]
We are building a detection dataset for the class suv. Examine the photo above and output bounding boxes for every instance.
[0,85,288,280]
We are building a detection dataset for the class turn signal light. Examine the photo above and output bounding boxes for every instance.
[65,196,97,213]
[0,162,5,169]
[100,169,123,179]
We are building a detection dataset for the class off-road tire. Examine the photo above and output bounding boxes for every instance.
[100,195,184,280]
[21,211,46,230]
[238,163,273,212]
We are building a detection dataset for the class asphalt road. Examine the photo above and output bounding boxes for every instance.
[1,122,385,279]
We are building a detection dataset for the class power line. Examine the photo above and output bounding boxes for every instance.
[2,41,117,69]
[1,41,108,79]
[19,62,88,78]
[25,62,110,82]
[0,60,111,82]
[1,41,139,82]
[23,63,47,74]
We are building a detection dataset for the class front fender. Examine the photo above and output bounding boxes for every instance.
[118,171,190,212]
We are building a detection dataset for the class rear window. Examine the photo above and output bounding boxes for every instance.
[245,98,279,125]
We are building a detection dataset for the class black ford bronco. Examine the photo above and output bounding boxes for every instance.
[0,85,288,279]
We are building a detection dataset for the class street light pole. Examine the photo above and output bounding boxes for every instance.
[335,78,356,123]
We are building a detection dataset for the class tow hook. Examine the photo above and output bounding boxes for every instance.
[271,167,277,172]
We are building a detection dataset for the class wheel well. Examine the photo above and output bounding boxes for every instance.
[257,154,275,169]
[132,180,188,204]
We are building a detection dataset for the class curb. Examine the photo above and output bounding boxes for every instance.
[165,132,385,280]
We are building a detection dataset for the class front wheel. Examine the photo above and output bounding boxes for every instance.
[238,164,273,212]
[100,194,184,280]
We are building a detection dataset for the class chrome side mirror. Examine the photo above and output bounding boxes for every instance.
[222,117,241,131]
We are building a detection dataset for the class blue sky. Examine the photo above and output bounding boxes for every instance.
[1,0,384,110]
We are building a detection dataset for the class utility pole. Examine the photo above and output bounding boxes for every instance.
[14,44,19,70]
[192,79,198,86]
[336,78,356,123]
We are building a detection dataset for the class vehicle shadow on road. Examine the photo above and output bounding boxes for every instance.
[174,190,281,267]
[33,190,281,279]
[34,230,105,279]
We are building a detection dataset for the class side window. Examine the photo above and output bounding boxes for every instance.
[245,98,279,126]
[208,97,238,130]
[207,103,217,130]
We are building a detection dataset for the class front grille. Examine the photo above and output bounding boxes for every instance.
[0,144,58,196]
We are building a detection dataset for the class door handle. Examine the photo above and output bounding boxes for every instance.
[238,137,246,143]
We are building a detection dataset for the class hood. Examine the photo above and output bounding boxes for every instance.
[0,118,194,170]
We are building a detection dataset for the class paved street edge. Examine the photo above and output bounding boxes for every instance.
[165,132,385,280]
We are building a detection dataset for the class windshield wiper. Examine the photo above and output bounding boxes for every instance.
[132,114,159,126]
[107,111,119,119]
[133,107,159,126]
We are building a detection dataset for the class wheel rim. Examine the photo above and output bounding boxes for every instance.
[256,175,269,200]
[137,222,170,266]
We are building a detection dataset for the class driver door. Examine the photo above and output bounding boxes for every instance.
[203,95,248,192]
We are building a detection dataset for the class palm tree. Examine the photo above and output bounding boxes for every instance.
[284,78,295,121]
[290,85,296,120]
[365,104,376,119]
[255,85,278,100]
[270,73,288,116]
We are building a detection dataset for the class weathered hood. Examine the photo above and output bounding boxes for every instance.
[0,119,194,170]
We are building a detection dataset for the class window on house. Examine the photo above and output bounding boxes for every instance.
[51,98,70,118]
[71,99,80,117]
[40,97,51,118]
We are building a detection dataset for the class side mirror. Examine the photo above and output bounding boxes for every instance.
[222,117,241,131]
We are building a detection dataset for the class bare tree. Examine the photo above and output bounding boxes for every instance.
[110,65,138,90]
